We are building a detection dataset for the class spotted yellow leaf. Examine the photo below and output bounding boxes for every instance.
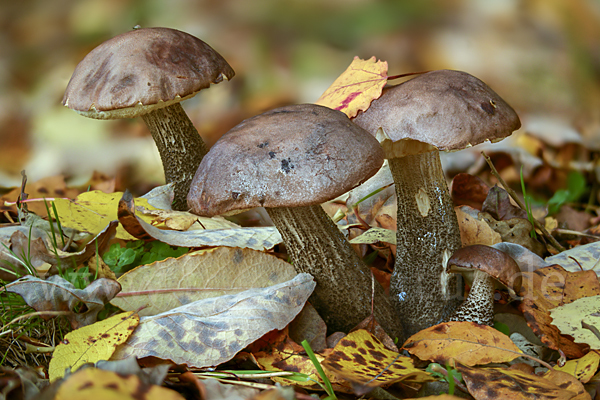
[48,311,139,382]
[55,367,184,400]
[316,56,387,118]
[321,329,434,391]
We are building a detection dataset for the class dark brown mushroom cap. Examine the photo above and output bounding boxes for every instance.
[353,70,521,153]
[62,27,235,119]
[187,104,385,216]
[447,244,522,294]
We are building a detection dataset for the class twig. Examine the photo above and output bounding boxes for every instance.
[481,151,566,253]
[582,320,600,341]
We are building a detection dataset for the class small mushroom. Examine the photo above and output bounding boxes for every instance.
[353,70,521,337]
[187,104,403,338]
[446,245,522,325]
[63,27,235,210]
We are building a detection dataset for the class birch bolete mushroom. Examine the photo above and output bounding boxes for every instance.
[187,104,403,338]
[62,27,235,210]
[353,70,521,337]
[446,245,522,325]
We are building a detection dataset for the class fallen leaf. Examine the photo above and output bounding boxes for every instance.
[403,322,523,366]
[52,190,159,239]
[321,329,434,394]
[54,367,183,399]
[554,351,600,383]
[482,185,529,220]
[348,227,395,245]
[541,368,590,399]
[546,241,600,274]
[456,363,580,400]
[111,247,298,316]
[48,311,139,382]
[250,328,348,391]
[550,296,600,349]
[316,56,388,118]
[4,275,121,329]
[0,175,80,219]
[111,273,315,368]
[455,206,502,246]
[0,220,117,280]
[450,173,490,210]
[519,264,598,358]
[117,191,282,250]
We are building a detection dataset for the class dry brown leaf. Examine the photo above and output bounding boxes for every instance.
[111,274,315,368]
[403,322,523,366]
[0,175,80,219]
[455,206,502,246]
[519,264,598,358]
[450,173,490,210]
[457,363,582,400]
[111,247,297,316]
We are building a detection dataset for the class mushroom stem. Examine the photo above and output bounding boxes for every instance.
[388,150,462,337]
[266,204,403,339]
[141,102,207,211]
[448,270,494,325]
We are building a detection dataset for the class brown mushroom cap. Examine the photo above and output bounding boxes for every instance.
[447,244,522,295]
[62,27,235,119]
[187,104,385,216]
[353,70,521,157]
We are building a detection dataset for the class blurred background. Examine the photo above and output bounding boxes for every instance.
[1,0,599,194]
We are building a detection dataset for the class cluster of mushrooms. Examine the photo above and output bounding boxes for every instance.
[63,27,523,342]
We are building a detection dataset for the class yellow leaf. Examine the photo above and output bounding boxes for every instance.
[403,322,522,366]
[554,351,600,383]
[55,367,184,400]
[348,227,395,245]
[49,311,139,382]
[52,191,158,239]
[316,56,387,118]
[321,329,434,391]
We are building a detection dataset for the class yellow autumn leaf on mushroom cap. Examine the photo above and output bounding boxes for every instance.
[49,311,139,382]
[316,56,388,118]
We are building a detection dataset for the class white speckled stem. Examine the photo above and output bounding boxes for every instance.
[388,151,462,338]
[141,102,207,211]
[267,204,403,339]
[449,270,494,325]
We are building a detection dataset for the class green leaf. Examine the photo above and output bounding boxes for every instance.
[547,171,587,214]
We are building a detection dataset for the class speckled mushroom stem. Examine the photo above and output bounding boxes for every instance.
[141,102,208,211]
[388,150,462,338]
[267,204,404,339]
[448,270,494,325]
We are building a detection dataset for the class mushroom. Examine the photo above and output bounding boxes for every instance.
[187,104,403,338]
[62,27,235,210]
[353,70,521,337]
[446,245,522,325]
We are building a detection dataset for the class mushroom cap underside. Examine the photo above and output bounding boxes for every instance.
[187,104,385,216]
[63,27,235,119]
